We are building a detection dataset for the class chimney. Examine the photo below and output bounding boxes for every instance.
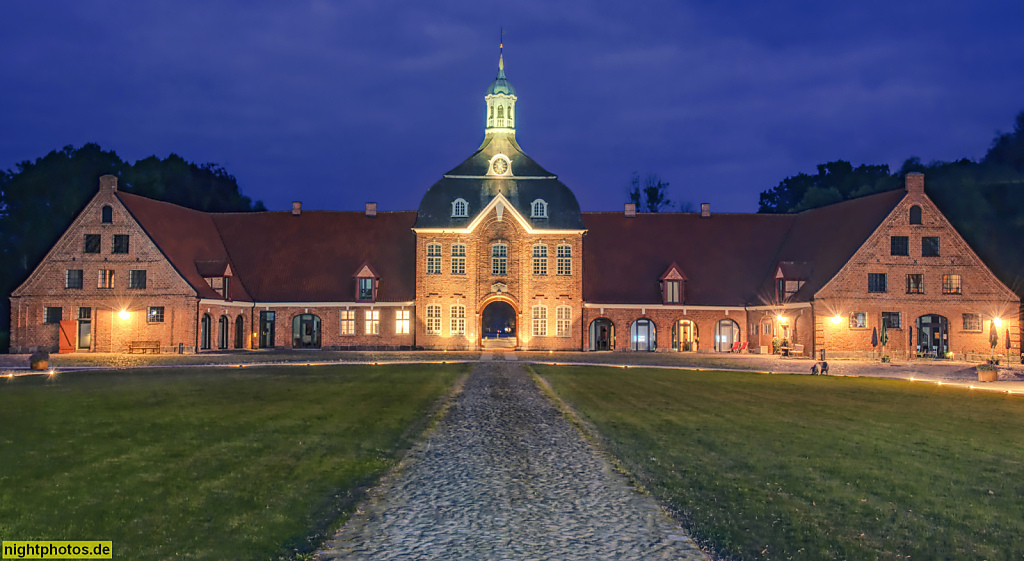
[905,172,924,194]
[624,203,636,218]
[365,202,377,217]
[700,203,711,218]
[292,201,302,216]
[100,175,118,191]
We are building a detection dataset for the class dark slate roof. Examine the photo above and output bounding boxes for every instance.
[414,132,585,230]
[119,191,416,303]
[583,189,905,306]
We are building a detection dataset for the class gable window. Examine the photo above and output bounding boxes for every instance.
[890,236,908,256]
[942,274,962,294]
[358,277,374,301]
[532,305,548,337]
[426,243,442,274]
[532,244,548,276]
[98,269,114,289]
[556,245,572,276]
[365,310,380,335]
[451,305,466,335]
[84,234,101,254]
[491,243,507,275]
[909,205,922,225]
[147,306,165,323]
[396,310,410,334]
[849,312,867,329]
[867,273,887,293]
[44,307,63,324]
[101,205,113,223]
[451,198,468,218]
[922,236,940,257]
[451,244,466,275]
[882,311,902,329]
[556,306,572,338]
[963,313,982,331]
[340,310,356,335]
[664,280,680,303]
[906,274,924,294]
[112,234,129,254]
[426,305,441,335]
[128,270,147,289]
[65,269,83,289]
[531,199,548,218]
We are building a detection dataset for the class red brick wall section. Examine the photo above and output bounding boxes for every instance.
[581,306,748,352]
[244,305,416,350]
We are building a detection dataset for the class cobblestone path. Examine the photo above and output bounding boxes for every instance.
[318,362,708,560]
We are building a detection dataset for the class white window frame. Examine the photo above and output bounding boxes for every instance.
[365,309,380,335]
[556,306,572,338]
[492,243,508,275]
[426,243,442,275]
[395,310,410,334]
[532,244,548,276]
[451,244,466,275]
[426,305,442,335]
[451,198,468,217]
[451,305,466,336]
[532,305,548,337]
[531,199,548,218]
[556,245,572,276]
[340,310,356,335]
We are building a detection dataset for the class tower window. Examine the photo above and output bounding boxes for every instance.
[497,105,505,127]
[451,198,468,218]
[491,243,507,275]
[531,199,548,218]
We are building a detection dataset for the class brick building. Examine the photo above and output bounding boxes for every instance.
[10,55,1020,359]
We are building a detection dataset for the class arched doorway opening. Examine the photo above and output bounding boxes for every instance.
[218,315,229,349]
[916,314,949,358]
[481,301,516,348]
[672,319,697,351]
[630,319,656,351]
[715,319,740,352]
[200,314,212,350]
[234,315,244,349]
[292,314,321,348]
[589,318,615,351]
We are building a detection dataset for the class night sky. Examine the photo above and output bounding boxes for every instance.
[3,2,1023,213]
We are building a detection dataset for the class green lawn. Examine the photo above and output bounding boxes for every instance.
[535,365,1024,560]
[0,363,465,560]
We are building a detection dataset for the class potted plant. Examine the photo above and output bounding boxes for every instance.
[977,363,998,382]
[29,350,49,371]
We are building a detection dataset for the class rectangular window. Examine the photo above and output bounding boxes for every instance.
[867,273,887,293]
[365,310,379,335]
[963,313,982,331]
[849,312,867,329]
[532,305,547,337]
[395,310,410,334]
[492,244,507,275]
[882,312,901,329]
[556,245,572,276]
[556,306,572,337]
[128,269,147,289]
[147,306,165,323]
[426,243,442,275]
[451,244,466,275]
[44,307,63,324]
[906,274,924,294]
[65,269,83,289]
[665,280,680,303]
[98,269,114,289]
[890,236,909,256]
[84,234,101,254]
[451,305,465,335]
[358,277,374,301]
[340,310,356,335]
[942,274,962,294]
[922,236,940,257]
[426,305,441,335]
[532,245,548,276]
[112,234,129,254]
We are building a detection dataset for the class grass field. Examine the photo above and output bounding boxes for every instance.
[535,365,1024,560]
[0,363,465,560]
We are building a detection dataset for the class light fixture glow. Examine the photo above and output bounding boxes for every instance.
[777,315,788,324]
[118,310,130,320]
[993,318,1003,327]
[831,316,843,325]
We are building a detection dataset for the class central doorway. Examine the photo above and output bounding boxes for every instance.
[292,314,322,348]
[481,301,516,349]
[916,314,949,358]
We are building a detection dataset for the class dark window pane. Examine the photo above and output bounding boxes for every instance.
[882,312,901,329]
[65,269,83,289]
[890,236,908,256]
[358,277,373,300]
[868,273,887,293]
[129,269,147,289]
[922,237,940,257]
[112,234,129,254]
[101,205,113,223]
[148,307,164,323]
[44,307,63,324]
[909,205,922,224]
[84,234,101,254]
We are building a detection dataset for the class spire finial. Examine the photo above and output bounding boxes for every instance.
[497,28,505,78]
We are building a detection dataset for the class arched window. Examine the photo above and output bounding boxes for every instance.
[234,315,245,349]
[497,105,505,127]
[292,314,321,348]
[101,205,113,223]
[218,315,229,349]
[909,205,922,225]
[451,198,468,217]
[630,319,656,351]
[531,199,548,218]
[714,319,740,352]
[200,314,212,350]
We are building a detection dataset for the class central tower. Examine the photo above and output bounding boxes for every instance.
[484,46,517,133]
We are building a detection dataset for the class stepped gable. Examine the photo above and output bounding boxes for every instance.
[211,210,417,302]
[116,191,252,301]
[582,211,794,306]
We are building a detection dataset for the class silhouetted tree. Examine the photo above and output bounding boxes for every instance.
[627,172,674,212]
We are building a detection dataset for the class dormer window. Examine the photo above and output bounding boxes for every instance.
[774,261,810,302]
[358,278,374,301]
[659,262,687,304]
[531,199,548,218]
[451,198,468,217]
[354,264,378,302]
[664,281,681,303]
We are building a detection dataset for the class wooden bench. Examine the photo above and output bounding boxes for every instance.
[129,340,161,354]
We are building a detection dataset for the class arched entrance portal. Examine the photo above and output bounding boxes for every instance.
[630,319,656,351]
[916,314,949,358]
[481,301,517,349]
[589,318,615,351]
[292,314,321,348]
[672,320,697,352]
[715,319,740,352]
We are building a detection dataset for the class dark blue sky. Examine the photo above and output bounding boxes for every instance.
[3,1,1023,213]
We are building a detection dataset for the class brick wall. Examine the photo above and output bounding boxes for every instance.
[581,306,748,352]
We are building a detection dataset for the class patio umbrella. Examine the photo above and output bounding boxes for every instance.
[880,321,888,347]
[990,321,998,349]
[1008,328,1012,350]
[871,327,878,348]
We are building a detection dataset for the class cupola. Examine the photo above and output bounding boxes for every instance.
[485,43,517,134]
